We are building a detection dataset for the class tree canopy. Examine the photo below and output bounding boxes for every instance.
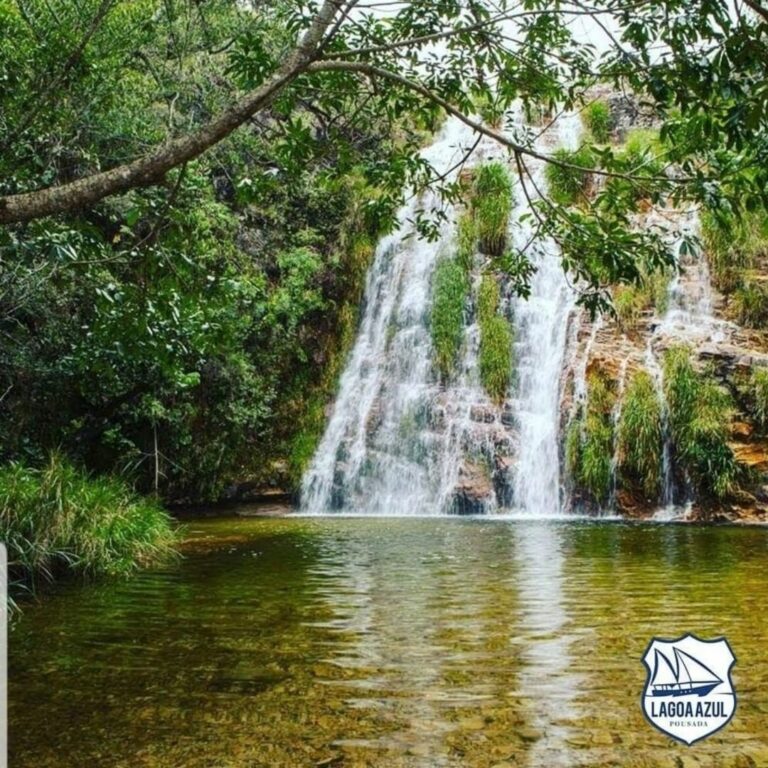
[2,1,767,299]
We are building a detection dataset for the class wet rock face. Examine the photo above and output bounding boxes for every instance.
[452,460,495,514]
[607,93,659,139]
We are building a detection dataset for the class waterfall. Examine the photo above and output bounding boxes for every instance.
[301,118,480,515]
[509,114,580,516]
[301,113,582,516]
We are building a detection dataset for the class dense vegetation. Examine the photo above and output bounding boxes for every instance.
[663,347,740,501]
[0,455,175,589]
[1,0,400,510]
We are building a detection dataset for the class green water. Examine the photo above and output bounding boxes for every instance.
[9,517,768,767]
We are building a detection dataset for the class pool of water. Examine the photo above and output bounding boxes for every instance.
[9,517,768,767]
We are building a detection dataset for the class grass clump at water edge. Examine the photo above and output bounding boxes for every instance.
[0,455,177,589]
[566,370,616,505]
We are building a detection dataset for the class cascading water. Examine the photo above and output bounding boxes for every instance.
[509,114,580,515]
[302,113,582,516]
[301,118,480,515]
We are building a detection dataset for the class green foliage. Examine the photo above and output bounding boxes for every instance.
[663,347,740,499]
[545,147,594,205]
[0,455,176,586]
[747,367,768,431]
[583,100,612,143]
[732,280,768,328]
[566,370,616,504]
[431,256,469,378]
[613,270,670,328]
[617,371,663,499]
[700,206,768,294]
[472,163,514,257]
[477,276,513,403]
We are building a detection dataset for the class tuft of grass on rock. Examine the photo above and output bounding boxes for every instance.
[617,370,663,499]
[583,100,612,143]
[732,279,768,328]
[431,255,469,378]
[747,367,768,431]
[477,275,514,403]
[700,206,768,294]
[0,455,177,589]
[456,211,476,273]
[606,129,665,204]
[472,162,514,256]
[612,270,671,329]
[567,370,616,504]
[544,147,594,206]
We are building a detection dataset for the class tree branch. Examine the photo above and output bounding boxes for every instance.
[306,60,684,185]
[0,0,343,225]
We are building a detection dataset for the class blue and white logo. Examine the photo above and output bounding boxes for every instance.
[641,634,736,745]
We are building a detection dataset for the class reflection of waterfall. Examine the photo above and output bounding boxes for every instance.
[512,524,582,767]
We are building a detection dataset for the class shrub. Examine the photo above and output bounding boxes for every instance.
[545,147,594,205]
[477,275,514,403]
[617,370,663,499]
[472,162,514,256]
[583,100,611,143]
[663,347,739,499]
[567,370,616,504]
[732,279,768,328]
[0,455,177,588]
[431,255,469,378]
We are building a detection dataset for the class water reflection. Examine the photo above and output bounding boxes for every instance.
[512,524,584,766]
[8,518,768,767]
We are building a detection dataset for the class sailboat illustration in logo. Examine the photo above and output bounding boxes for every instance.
[642,634,736,745]
[650,646,722,698]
